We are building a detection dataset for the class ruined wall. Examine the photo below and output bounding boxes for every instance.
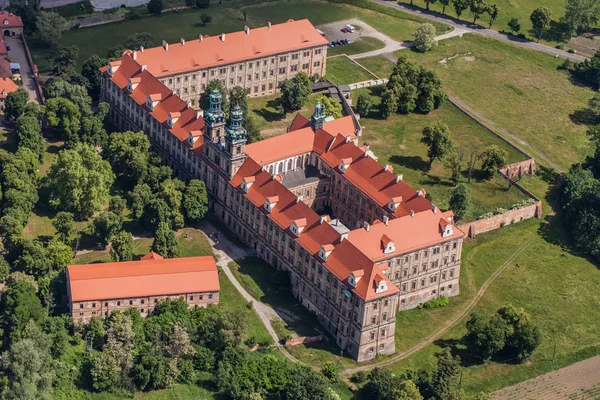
[458,201,542,238]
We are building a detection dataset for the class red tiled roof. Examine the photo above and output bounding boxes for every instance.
[0,11,23,28]
[0,77,18,99]
[67,256,219,302]
[245,127,314,166]
[133,19,328,77]
[141,251,163,260]
[0,57,11,78]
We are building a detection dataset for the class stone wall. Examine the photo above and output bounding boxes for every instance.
[285,335,323,346]
[458,201,542,238]
[501,159,536,179]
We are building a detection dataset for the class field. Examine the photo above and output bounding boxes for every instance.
[326,55,376,84]
[29,0,448,72]
[355,55,396,78]
[352,88,530,222]
[327,37,385,56]
[396,34,595,171]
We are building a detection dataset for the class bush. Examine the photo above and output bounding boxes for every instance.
[420,296,449,309]
[568,48,576,54]
[351,371,368,383]
[244,337,257,347]
[321,361,342,382]
[200,13,212,25]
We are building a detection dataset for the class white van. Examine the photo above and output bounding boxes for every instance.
[345,24,355,32]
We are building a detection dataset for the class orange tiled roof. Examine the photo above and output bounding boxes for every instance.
[0,77,18,99]
[67,255,219,302]
[132,19,329,78]
[245,127,315,165]
[0,11,23,28]
[141,251,164,260]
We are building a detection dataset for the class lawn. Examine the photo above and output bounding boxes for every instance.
[327,37,385,56]
[326,56,376,85]
[397,34,596,171]
[30,0,449,72]
[384,210,600,395]
[398,0,582,46]
[355,55,396,78]
[352,88,530,221]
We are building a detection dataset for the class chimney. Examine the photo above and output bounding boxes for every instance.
[196,110,204,119]
[340,232,348,242]
[268,21,272,29]
[181,38,185,46]
[384,164,393,173]
[320,215,327,224]
[432,204,437,214]
[140,46,144,53]
[383,215,389,226]
[396,174,403,183]
[141,64,147,71]
[244,25,250,35]
[162,40,168,51]
[220,33,226,42]
[296,195,302,203]
[199,34,203,41]
[345,135,351,143]
[410,210,415,218]
[363,221,370,232]
[132,50,137,60]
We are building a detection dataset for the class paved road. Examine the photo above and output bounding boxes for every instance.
[5,36,40,104]
[371,0,588,62]
[197,221,299,364]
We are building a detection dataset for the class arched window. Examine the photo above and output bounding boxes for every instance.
[269,165,274,174]
[287,159,293,171]
[278,162,283,174]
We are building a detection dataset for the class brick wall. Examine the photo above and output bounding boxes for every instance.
[458,201,542,238]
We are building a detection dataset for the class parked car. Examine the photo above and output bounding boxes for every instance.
[337,40,344,46]
[345,24,355,32]
[341,38,350,45]
[6,46,10,51]
[330,41,337,47]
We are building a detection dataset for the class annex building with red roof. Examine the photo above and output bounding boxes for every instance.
[99,46,465,362]
[66,253,219,325]
[127,19,328,108]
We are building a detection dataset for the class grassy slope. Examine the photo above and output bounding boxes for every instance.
[352,89,529,221]
[397,34,594,171]
[355,55,396,78]
[30,0,448,72]
[326,56,376,84]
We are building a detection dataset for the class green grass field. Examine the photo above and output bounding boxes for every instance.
[30,0,449,72]
[327,37,385,56]
[355,55,396,78]
[326,56,376,84]
[352,88,530,221]
[397,34,595,171]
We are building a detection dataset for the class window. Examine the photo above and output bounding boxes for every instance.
[314,61,321,67]
[154,299,158,303]
[279,67,286,74]
[280,56,287,62]
[231,66,235,72]
[176,77,180,83]
[411,281,416,290]
[450,269,455,278]
[190,296,194,301]
[371,316,376,324]
[373,303,378,310]
[208,294,213,299]
[302,63,309,69]
[291,65,298,72]
[453,242,458,249]
[315,49,322,55]
[202,71,206,78]
[129,300,133,305]
[303,51,310,57]
[403,269,408,277]
[433,247,440,255]
[292,53,299,60]
[370,331,375,340]
[79,304,83,309]
[404,256,409,263]
[141,300,145,304]
[117,301,121,306]
[382,313,387,321]
[384,299,388,307]
[92,303,96,307]
[381,329,386,337]
[104,302,108,306]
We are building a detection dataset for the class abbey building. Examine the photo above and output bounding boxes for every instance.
[100,49,465,362]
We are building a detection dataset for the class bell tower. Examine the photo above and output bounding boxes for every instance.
[203,90,226,143]
[224,105,248,179]
[310,101,326,131]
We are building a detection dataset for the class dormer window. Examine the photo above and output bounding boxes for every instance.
[167,112,180,128]
[319,244,334,261]
[264,196,279,213]
[107,60,121,77]
[127,77,141,93]
[3,20,8,25]
[146,93,161,111]
[348,270,364,288]
[339,157,352,174]
[290,218,307,237]
[388,196,402,212]
[241,176,255,193]
[381,235,395,254]
[374,274,388,294]
[440,218,454,238]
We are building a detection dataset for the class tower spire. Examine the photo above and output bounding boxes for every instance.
[310,101,325,131]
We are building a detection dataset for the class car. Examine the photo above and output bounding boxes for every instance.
[337,40,344,46]
[341,38,350,45]
[6,46,10,51]
[330,41,337,47]
[345,24,355,33]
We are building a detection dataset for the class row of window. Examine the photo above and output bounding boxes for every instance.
[77,293,214,309]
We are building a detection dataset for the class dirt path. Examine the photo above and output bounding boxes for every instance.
[492,354,600,399]
[342,235,537,376]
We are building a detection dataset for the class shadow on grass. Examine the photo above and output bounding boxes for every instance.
[389,154,429,172]
[569,108,600,126]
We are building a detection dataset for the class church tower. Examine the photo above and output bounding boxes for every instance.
[310,101,326,131]
[224,105,248,178]
[203,90,226,144]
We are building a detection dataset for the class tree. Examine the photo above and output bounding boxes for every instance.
[82,55,108,98]
[44,78,92,116]
[46,239,73,272]
[3,278,46,343]
[487,4,499,28]
[130,183,153,219]
[563,0,600,36]
[362,369,423,400]
[421,122,454,167]
[507,17,521,34]
[281,364,331,400]
[13,238,51,278]
[424,0,437,10]
[147,0,164,15]
[439,0,451,14]
[414,23,437,52]
[356,94,374,117]
[466,145,481,184]
[317,95,343,118]
[278,72,312,112]
[453,0,470,19]
[80,112,109,146]
[321,361,342,383]
[380,88,398,120]
[151,223,179,258]
[449,183,471,220]
[36,11,65,47]
[470,0,488,24]
[43,97,81,145]
[124,32,154,50]
[200,13,213,25]
[110,231,133,262]
[480,145,507,175]
[104,131,151,185]
[444,147,465,184]
[5,88,29,120]
[430,347,461,400]
[183,179,208,223]
[53,45,79,77]
[196,0,210,8]
[14,114,44,161]
[45,144,115,219]
[52,212,76,246]
[89,211,122,248]
[530,7,552,42]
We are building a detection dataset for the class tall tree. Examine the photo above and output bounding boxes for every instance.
[53,45,79,77]
[278,72,312,112]
[183,179,208,223]
[52,211,76,246]
[151,223,179,258]
[317,95,343,118]
[124,32,154,50]
[45,144,115,219]
[81,55,108,98]
[110,231,133,262]
[439,0,451,14]
[507,17,521,34]
[4,88,29,121]
[563,0,600,36]
[43,97,81,145]
[530,7,552,42]
[3,278,46,343]
[444,147,465,184]
[414,23,437,52]
[449,183,472,220]
[421,122,454,167]
[35,11,65,47]
[147,0,164,15]
[14,114,44,161]
[470,0,488,24]
[44,78,92,116]
[104,131,151,185]
[480,145,507,175]
[452,0,470,19]
[356,94,374,117]
[487,4,500,28]
[430,347,461,400]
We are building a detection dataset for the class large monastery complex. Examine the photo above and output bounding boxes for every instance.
[99,20,465,362]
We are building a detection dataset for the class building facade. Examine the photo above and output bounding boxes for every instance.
[66,252,220,325]
[130,19,328,107]
[100,53,465,362]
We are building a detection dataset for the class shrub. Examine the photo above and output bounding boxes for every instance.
[555,44,564,49]
[352,371,368,383]
[321,361,342,382]
[244,337,257,347]
[257,337,274,347]
[568,48,576,54]
[421,296,449,309]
